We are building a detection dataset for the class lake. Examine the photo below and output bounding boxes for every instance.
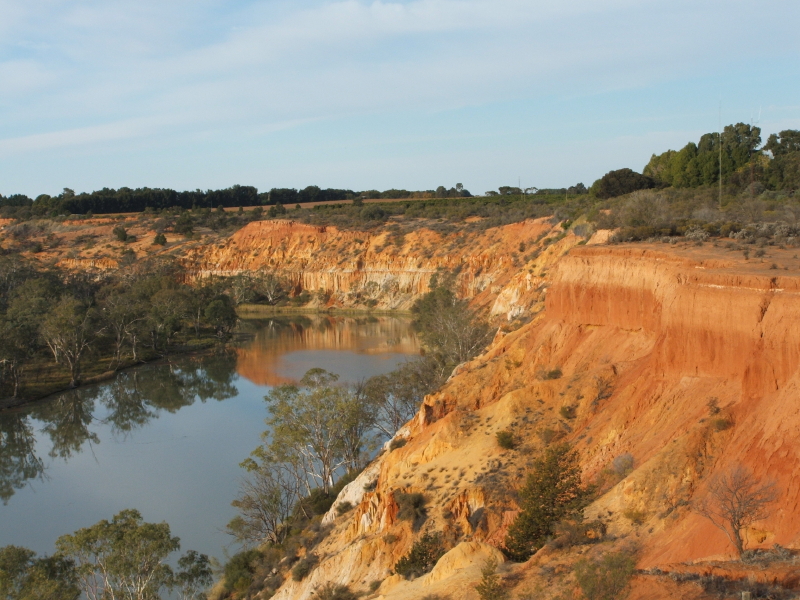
[0,315,418,561]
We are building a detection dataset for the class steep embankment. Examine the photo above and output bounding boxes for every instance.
[183,218,579,313]
[259,242,800,600]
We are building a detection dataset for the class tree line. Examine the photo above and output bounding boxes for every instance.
[591,125,800,199]
[0,254,292,401]
[0,184,472,219]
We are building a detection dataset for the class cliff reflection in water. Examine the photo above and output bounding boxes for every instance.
[0,349,239,504]
[235,315,419,386]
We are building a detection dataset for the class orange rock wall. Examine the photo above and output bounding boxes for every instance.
[269,242,800,600]
[532,246,800,564]
[183,218,572,312]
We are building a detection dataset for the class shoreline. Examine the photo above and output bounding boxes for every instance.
[0,338,220,412]
[235,304,413,317]
[0,308,413,412]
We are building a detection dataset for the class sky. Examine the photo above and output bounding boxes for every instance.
[1,0,799,198]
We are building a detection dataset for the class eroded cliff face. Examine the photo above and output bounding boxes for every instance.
[183,218,577,314]
[22,214,799,595]
[258,242,800,600]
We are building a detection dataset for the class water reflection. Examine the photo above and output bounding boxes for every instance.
[0,315,418,559]
[0,413,44,503]
[37,389,101,460]
[0,348,240,503]
[236,315,418,386]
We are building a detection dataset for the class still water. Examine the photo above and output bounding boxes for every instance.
[0,315,418,561]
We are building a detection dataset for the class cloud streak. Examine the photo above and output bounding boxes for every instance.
[1,0,798,193]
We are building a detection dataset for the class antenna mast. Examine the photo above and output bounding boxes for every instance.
[718,102,723,209]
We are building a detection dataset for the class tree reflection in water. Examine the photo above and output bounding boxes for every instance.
[0,348,239,503]
[35,387,101,460]
[0,414,44,504]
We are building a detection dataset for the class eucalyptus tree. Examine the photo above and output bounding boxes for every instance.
[204,295,238,339]
[361,356,443,438]
[253,271,288,305]
[228,454,302,546]
[40,296,103,388]
[0,317,28,397]
[230,368,376,547]
[174,551,212,600]
[262,369,357,495]
[98,285,147,367]
[0,510,211,600]
[0,545,79,600]
[411,283,493,376]
[56,509,179,600]
[145,287,189,352]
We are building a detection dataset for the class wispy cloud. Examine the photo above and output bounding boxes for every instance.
[1,0,798,193]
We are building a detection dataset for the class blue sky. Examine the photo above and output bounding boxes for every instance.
[1,0,799,198]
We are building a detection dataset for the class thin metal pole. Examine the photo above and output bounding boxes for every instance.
[719,102,723,209]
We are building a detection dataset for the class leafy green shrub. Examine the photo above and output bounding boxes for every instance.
[574,550,636,600]
[223,549,263,593]
[590,168,659,199]
[712,418,732,431]
[623,508,647,526]
[559,406,576,419]
[612,453,634,476]
[542,368,562,380]
[394,532,445,579]
[268,203,287,218]
[389,438,407,451]
[153,233,167,245]
[290,290,312,306]
[496,430,516,450]
[112,226,128,242]
[336,501,353,516]
[295,471,361,518]
[291,554,318,581]
[504,443,592,561]
[360,205,387,221]
[475,558,509,600]
[311,582,358,600]
[395,492,427,530]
